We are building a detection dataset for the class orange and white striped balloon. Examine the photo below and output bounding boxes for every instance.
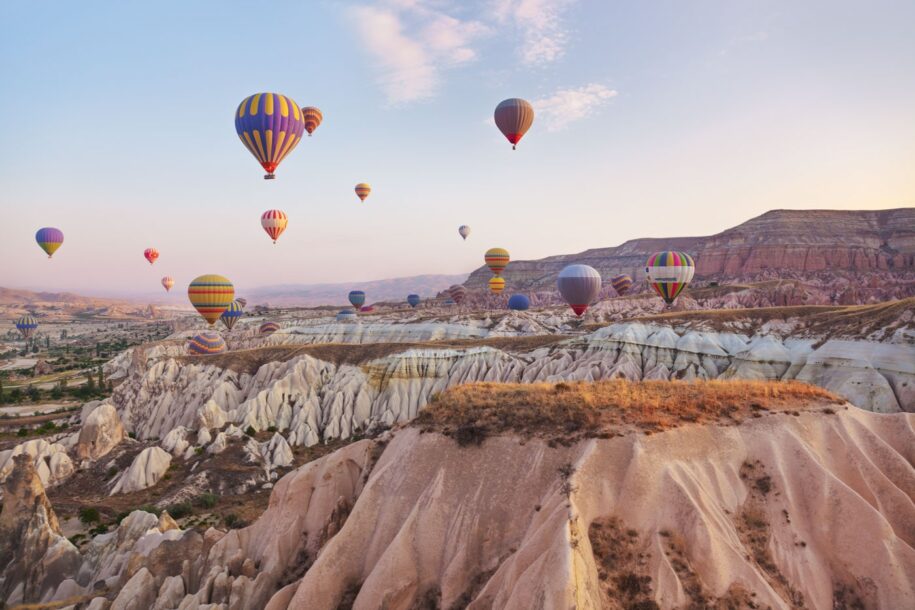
[161,276,174,292]
[261,209,288,244]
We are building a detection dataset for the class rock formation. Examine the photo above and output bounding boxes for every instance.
[0,454,80,605]
[76,403,126,461]
[463,208,915,301]
[110,447,172,495]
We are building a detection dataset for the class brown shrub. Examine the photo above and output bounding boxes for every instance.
[414,379,842,443]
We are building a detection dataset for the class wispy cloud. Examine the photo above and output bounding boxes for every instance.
[493,0,576,65]
[532,84,618,131]
[348,2,489,104]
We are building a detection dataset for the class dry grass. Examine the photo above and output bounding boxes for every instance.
[414,379,843,444]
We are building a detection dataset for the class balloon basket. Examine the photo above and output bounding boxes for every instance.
[264,174,276,180]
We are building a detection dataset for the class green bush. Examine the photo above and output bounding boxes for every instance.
[167,503,192,519]
[267,425,278,433]
[106,465,118,478]
[223,513,243,528]
[194,493,219,509]
[78,507,101,524]
[17,427,29,437]
[245,426,257,437]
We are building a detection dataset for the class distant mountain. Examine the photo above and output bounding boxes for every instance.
[464,208,915,301]
[0,287,164,320]
[247,273,469,306]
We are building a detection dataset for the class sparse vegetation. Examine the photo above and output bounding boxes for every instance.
[415,379,842,444]
[167,502,193,519]
[194,493,219,509]
[78,507,101,524]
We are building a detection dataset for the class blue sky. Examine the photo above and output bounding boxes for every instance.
[1,0,913,297]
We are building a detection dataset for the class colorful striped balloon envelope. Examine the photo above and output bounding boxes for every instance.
[187,331,227,356]
[219,300,245,331]
[188,275,235,326]
[259,321,280,336]
[645,251,695,305]
[484,248,510,276]
[16,314,38,339]
[489,276,506,294]
[610,274,633,296]
[235,93,306,179]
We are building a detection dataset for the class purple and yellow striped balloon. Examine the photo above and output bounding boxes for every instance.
[259,321,280,336]
[187,331,227,356]
[610,274,633,296]
[235,93,306,180]
[35,227,64,258]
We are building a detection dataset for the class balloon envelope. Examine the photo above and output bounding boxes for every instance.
[35,228,64,258]
[336,309,358,322]
[236,298,248,308]
[219,300,245,331]
[15,315,38,339]
[261,209,288,243]
[301,106,323,135]
[259,321,279,336]
[557,264,602,316]
[348,290,366,308]
[458,225,470,240]
[187,331,227,356]
[188,275,235,326]
[447,285,466,304]
[407,294,420,308]
[161,277,174,292]
[507,294,530,311]
[144,248,159,265]
[645,251,695,305]
[360,305,375,313]
[610,274,633,296]
[494,98,534,149]
[488,277,505,294]
[355,183,371,201]
[484,248,510,276]
[235,93,306,179]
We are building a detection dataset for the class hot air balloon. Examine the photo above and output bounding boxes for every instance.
[447,285,466,304]
[236,298,248,308]
[15,315,38,340]
[187,331,227,356]
[235,93,306,179]
[301,106,323,136]
[35,228,64,259]
[610,274,633,296]
[494,98,534,150]
[557,264,602,316]
[261,209,288,244]
[161,277,175,292]
[220,300,245,331]
[259,321,279,336]
[484,248,510,276]
[348,290,366,308]
[458,225,471,240]
[407,294,420,308]
[645,251,695,305]
[144,248,159,265]
[489,277,505,294]
[354,183,371,202]
[507,294,530,311]
[337,309,358,322]
[188,275,235,326]
[360,305,375,313]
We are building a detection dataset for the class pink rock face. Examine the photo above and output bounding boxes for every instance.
[461,208,915,303]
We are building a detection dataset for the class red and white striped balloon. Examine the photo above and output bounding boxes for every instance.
[261,209,288,244]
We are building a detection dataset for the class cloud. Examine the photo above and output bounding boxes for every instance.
[348,2,489,104]
[493,0,576,65]
[532,84,618,131]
